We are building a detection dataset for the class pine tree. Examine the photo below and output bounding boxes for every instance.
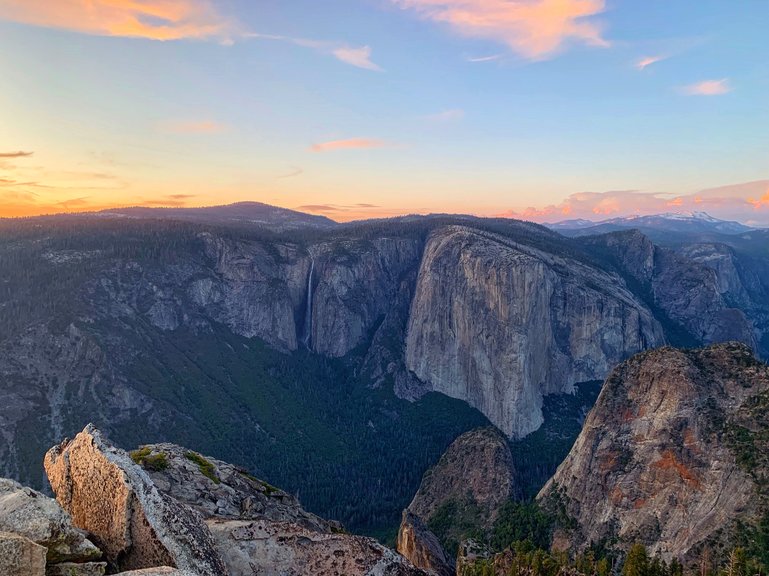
[728,548,747,576]
[623,544,650,576]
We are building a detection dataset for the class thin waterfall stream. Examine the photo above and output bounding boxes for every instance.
[303,257,314,348]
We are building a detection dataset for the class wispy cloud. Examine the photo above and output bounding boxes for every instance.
[0,151,34,158]
[465,54,502,63]
[297,204,342,213]
[157,119,228,134]
[0,0,235,42]
[635,55,666,70]
[310,138,389,152]
[682,78,732,96]
[332,46,382,71]
[277,166,304,179]
[0,3,381,70]
[391,0,609,60]
[248,33,383,71]
[424,108,465,123]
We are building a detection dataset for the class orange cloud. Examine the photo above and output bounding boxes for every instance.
[392,0,609,59]
[157,119,228,134]
[0,151,34,158]
[0,0,235,41]
[682,79,732,96]
[748,189,769,210]
[310,138,389,152]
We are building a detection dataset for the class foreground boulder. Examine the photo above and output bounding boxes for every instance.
[44,425,227,575]
[539,342,769,562]
[0,530,47,576]
[0,477,102,564]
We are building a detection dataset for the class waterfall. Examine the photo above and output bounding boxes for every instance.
[303,257,314,348]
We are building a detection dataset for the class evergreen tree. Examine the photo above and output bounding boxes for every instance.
[623,544,650,576]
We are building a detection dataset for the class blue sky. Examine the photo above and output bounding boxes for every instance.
[0,0,767,223]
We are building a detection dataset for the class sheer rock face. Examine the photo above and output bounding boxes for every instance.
[43,425,226,575]
[133,443,337,533]
[0,478,101,564]
[207,518,428,576]
[396,511,454,576]
[0,531,47,576]
[538,342,769,560]
[310,237,423,357]
[406,227,664,437]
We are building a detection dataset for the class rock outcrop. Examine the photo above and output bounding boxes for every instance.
[40,425,427,576]
[396,511,454,576]
[538,342,769,561]
[129,443,337,532]
[406,226,664,437]
[0,531,47,576]
[406,427,517,524]
[398,427,517,568]
[0,477,102,564]
[209,518,428,576]
[44,425,227,575]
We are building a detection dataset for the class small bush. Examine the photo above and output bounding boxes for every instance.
[185,451,220,484]
[129,447,169,471]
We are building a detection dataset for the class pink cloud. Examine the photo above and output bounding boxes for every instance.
[635,55,666,70]
[682,79,732,96]
[500,181,769,226]
[0,0,235,42]
[310,138,389,152]
[392,0,609,60]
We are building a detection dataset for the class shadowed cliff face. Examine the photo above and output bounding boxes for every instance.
[581,230,765,352]
[538,342,769,562]
[406,227,664,437]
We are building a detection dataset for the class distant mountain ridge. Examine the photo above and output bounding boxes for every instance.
[547,211,757,237]
[91,202,339,231]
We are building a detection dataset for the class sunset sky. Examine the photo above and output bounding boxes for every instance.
[0,1,767,224]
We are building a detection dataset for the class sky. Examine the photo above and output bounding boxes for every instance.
[0,0,767,224]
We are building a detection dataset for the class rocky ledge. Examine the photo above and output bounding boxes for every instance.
[1,425,427,575]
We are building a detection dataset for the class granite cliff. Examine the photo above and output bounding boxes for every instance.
[538,342,769,563]
[406,226,663,437]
